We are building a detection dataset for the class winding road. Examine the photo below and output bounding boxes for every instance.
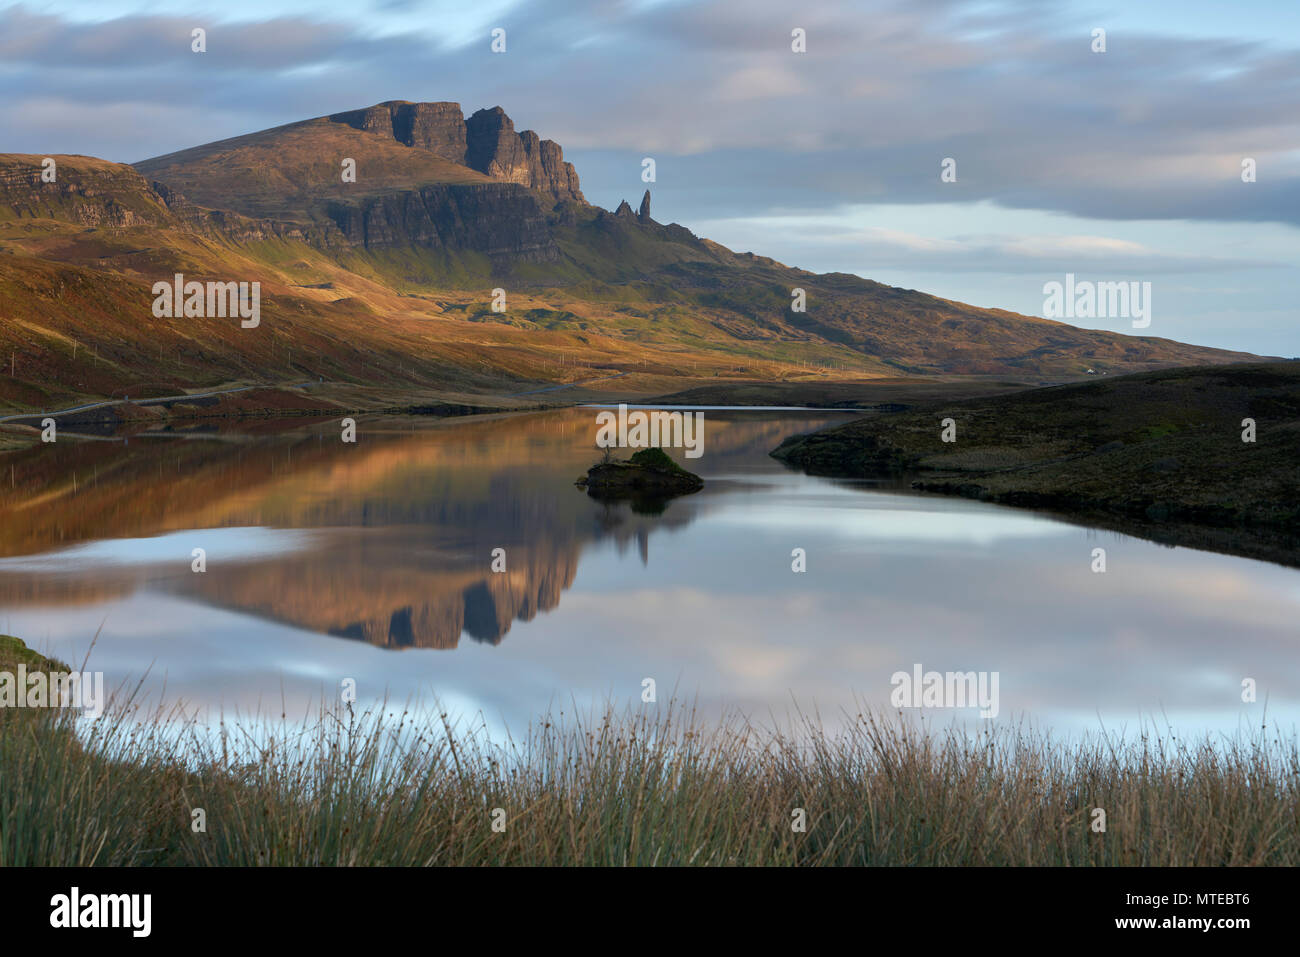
[0,381,318,425]
[1,370,623,426]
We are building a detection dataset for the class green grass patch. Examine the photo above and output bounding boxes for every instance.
[0,634,71,674]
[1137,422,1181,440]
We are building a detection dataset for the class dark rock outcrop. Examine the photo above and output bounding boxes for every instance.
[391,102,467,163]
[328,103,398,139]
[465,106,528,182]
[517,129,584,203]
[330,100,468,164]
[329,100,584,203]
[324,182,560,261]
[465,107,584,202]
[638,189,651,222]
[577,448,704,501]
[0,156,172,227]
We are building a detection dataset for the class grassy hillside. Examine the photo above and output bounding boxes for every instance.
[134,118,495,221]
[0,115,1268,418]
[0,634,71,674]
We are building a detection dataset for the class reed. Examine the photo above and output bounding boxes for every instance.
[3,687,1296,866]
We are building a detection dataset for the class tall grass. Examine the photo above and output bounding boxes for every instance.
[2,695,1297,866]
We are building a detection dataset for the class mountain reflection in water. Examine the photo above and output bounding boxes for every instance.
[2,408,1299,740]
[0,409,833,650]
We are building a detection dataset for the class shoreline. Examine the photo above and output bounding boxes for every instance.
[772,361,1300,569]
[0,373,1041,446]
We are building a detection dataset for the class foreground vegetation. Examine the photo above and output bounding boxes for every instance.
[0,633,71,673]
[2,637,1296,866]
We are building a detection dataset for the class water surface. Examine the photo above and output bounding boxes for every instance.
[1,408,1296,740]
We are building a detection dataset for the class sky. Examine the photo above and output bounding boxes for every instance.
[1,0,1297,356]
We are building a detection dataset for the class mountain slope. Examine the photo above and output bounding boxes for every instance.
[134,117,497,220]
[134,100,583,219]
[0,102,1268,413]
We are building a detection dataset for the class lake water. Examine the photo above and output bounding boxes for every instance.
[2,408,1297,741]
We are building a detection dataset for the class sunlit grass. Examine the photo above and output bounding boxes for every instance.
[3,684,1296,866]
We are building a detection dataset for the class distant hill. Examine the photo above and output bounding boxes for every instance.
[0,100,1266,412]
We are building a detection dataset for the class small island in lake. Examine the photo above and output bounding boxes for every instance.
[576,447,704,502]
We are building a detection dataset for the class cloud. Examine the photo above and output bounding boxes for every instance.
[0,6,390,70]
[714,65,810,102]
[1,0,1297,228]
[689,205,1289,274]
[1,0,1298,234]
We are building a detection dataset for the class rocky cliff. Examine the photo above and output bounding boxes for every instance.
[0,155,173,226]
[325,182,560,260]
[329,100,584,203]
[0,154,344,248]
[130,100,585,264]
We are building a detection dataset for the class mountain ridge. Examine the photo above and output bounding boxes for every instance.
[135,100,585,214]
[0,102,1272,415]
